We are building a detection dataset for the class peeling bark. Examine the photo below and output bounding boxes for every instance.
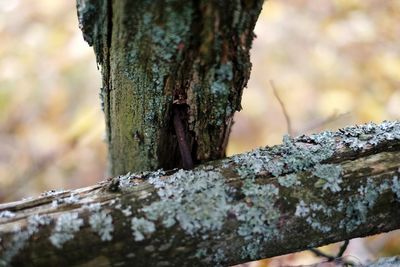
[1,121,400,266]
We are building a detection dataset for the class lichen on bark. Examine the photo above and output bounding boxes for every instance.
[2,121,400,266]
[77,0,264,176]
[1,170,397,266]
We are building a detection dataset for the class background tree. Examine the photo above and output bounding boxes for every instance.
[77,0,263,175]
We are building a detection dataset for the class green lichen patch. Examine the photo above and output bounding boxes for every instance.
[231,121,400,186]
[144,169,233,235]
[294,175,393,235]
[340,178,390,232]
[295,200,333,233]
[209,62,234,125]
[233,180,280,258]
[279,135,336,172]
[338,121,400,150]
[312,164,343,193]
[234,180,280,239]
[278,174,301,188]
[129,166,284,263]
[232,133,336,178]
[147,3,194,92]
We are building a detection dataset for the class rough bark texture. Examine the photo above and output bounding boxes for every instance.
[77,0,263,176]
[1,121,400,267]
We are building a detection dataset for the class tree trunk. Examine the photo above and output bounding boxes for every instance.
[76,0,263,176]
[1,121,400,266]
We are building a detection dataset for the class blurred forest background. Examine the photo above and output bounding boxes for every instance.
[0,0,399,266]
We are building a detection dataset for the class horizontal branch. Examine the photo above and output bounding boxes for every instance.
[1,121,400,266]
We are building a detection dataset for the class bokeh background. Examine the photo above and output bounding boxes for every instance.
[0,0,399,266]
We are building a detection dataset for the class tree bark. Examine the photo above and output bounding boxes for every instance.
[76,0,263,176]
[1,121,400,267]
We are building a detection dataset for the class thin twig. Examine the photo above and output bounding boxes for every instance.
[309,248,336,261]
[302,111,350,133]
[337,240,350,258]
[309,240,351,264]
[270,80,293,136]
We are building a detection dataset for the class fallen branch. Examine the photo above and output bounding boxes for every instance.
[1,121,400,266]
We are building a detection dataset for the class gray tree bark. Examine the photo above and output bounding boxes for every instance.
[1,121,400,266]
[3,2,398,267]
[76,0,263,176]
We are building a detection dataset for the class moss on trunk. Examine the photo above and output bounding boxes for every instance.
[77,0,263,175]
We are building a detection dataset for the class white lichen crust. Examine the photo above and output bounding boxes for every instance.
[49,212,84,249]
[116,121,400,264]
[0,211,15,219]
[1,120,400,266]
[0,215,51,266]
[145,169,232,235]
[89,210,114,241]
[131,217,156,241]
[312,164,343,193]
